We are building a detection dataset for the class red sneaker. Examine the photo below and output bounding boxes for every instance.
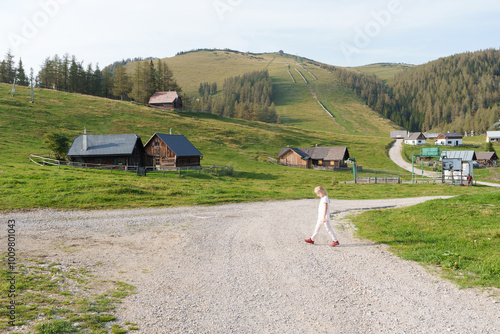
[305,238,314,244]
[330,241,340,247]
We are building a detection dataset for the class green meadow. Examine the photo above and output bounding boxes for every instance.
[0,83,494,211]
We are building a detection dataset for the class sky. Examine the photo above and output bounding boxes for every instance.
[1,0,500,72]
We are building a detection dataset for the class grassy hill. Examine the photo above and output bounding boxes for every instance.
[126,50,397,136]
[354,63,414,84]
[0,81,495,211]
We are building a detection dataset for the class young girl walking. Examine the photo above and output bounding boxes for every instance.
[305,186,339,247]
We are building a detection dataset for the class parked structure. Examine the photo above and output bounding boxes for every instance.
[435,132,463,146]
[148,91,182,110]
[278,146,350,170]
[67,131,145,168]
[144,133,202,169]
[404,132,426,145]
[486,131,500,143]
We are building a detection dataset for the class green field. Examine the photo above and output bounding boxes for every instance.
[354,62,414,84]
[1,82,495,211]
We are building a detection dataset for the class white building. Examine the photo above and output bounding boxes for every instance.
[486,131,500,143]
[435,132,463,146]
[404,132,426,145]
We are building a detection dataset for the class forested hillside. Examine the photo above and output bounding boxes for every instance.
[329,49,500,133]
[188,70,278,123]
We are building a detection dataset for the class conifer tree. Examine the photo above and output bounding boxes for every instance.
[111,65,131,100]
[16,58,27,86]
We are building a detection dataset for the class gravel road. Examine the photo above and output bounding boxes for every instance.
[6,197,499,333]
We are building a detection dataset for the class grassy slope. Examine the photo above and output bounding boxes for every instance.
[1,81,494,211]
[353,62,414,84]
[128,51,397,137]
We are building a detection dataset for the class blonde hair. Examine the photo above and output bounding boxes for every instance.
[314,186,327,196]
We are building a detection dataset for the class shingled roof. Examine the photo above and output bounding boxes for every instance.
[148,91,180,104]
[278,146,349,161]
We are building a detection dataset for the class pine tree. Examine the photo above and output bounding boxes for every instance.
[111,65,131,100]
[16,58,27,86]
[101,67,113,98]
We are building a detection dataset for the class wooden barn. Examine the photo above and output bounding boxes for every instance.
[67,132,145,168]
[278,146,350,169]
[148,91,182,110]
[476,152,498,166]
[144,133,202,169]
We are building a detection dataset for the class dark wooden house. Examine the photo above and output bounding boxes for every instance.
[67,133,145,168]
[144,133,202,169]
[476,152,498,166]
[148,91,182,110]
[278,146,350,169]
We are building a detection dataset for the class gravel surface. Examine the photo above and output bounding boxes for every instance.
[5,197,499,333]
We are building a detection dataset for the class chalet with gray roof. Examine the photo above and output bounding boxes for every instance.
[67,132,145,168]
[144,133,202,168]
[486,131,500,143]
[404,132,426,145]
[278,146,349,169]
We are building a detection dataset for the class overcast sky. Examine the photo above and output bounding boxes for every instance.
[2,0,500,71]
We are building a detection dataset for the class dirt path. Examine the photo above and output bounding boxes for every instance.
[7,197,499,333]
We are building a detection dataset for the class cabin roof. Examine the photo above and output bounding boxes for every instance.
[67,134,141,157]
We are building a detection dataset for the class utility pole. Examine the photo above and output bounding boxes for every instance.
[30,68,35,103]
[10,74,17,100]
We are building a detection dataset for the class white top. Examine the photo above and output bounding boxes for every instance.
[318,195,329,220]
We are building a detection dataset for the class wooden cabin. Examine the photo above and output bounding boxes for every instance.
[148,91,182,110]
[278,146,350,169]
[67,133,145,168]
[144,133,202,169]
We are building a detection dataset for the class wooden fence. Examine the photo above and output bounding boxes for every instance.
[29,155,233,177]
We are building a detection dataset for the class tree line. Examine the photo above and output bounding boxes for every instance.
[187,70,278,123]
[0,50,182,104]
[0,50,32,87]
[323,49,500,133]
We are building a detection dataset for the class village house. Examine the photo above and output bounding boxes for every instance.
[67,131,145,169]
[435,132,463,146]
[148,91,183,110]
[476,152,498,167]
[278,146,350,170]
[404,132,426,145]
[144,133,202,169]
[486,131,500,143]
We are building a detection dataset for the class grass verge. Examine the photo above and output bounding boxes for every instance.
[0,258,136,333]
[350,193,500,290]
